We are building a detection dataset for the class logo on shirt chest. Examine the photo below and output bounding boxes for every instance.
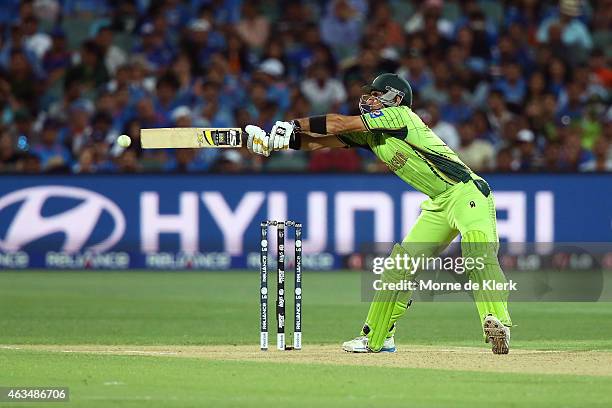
[385,151,408,172]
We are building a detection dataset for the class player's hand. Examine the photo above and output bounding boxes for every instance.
[269,121,293,151]
[245,125,271,157]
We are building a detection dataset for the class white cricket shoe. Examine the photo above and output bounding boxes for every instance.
[342,336,396,353]
[483,314,510,354]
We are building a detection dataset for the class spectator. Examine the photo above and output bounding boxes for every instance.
[0,0,606,175]
[165,149,199,173]
[396,49,433,95]
[62,0,109,16]
[365,1,404,51]
[47,76,91,122]
[573,64,608,102]
[546,22,575,64]
[254,59,291,112]
[493,62,527,106]
[91,110,118,143]
[589,49,612,88]
[515,129,539,171]
[264,149,309,172]
[0,74,14,122]
[421,103,459,151]
[65,40,109,94]
[236,2,270,50]
[196,81,234,128]
[154,72,182,122]
[171,53,198,105]
[22,16,51,60]
[12,109,35,142]
[526,71,547,102]
[60,102,93,155]
[504,0,543,39]
[560,128,593,170]
[0,130,19,171]
[454,6,497,58]
[5,50,39,113]
[300,64,347,115]
[224,31,254,76]
[420,61,450,105]
[542,142,563,171]
[556,81,585,123]
[134,23,173,72]
[486,90,514,136]
[211,150,245,173]
[89,131,115,172]
[416,9,452,61]
[309,148,361,172]
[537,0,593,53]
[495,147,518,172]
[456,26,488,74]
[580,98,605,150]
[259,101,281,131]
[547,58,569,99]
[180,19,216,73]
[161,0,191,32]
[31,119,71,172]
[94,25,127,75]
[456,121,495,171]
[342,47,385,85]
[445,45,472,85]
[473,110,497,147]
[42,29,71,83]
[135,97,166,129]
[405,0,453,37]
[245,81,270,126]
[116,148,141,173]
[493,31,534,71]
[16,152,41,173]
[125,56,155,101]
[440,82,472,124]
[580,136,612,172]
[320,0,365,60]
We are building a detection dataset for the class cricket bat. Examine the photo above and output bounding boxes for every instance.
[140,128,242,149]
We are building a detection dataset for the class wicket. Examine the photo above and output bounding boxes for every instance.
[260,220,302,351]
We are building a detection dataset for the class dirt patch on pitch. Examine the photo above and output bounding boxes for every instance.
[3,344,611,377]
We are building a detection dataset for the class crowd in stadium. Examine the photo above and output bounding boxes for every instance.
[0,0,610,174]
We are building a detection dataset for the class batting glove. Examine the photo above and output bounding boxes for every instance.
[269,121,293,151]
[245,125,271,157]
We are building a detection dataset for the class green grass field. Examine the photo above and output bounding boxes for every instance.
[1,271,611,407]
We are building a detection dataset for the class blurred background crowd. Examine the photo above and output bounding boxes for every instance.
[0,0,610,174]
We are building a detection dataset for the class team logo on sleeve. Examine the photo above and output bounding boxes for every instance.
[369,110,384,118]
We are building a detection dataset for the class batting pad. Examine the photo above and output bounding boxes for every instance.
[363,244,412,351]
[462,230,512,327]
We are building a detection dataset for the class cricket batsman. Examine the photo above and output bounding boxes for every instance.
[245,73,512,354]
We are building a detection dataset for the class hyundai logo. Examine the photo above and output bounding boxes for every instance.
[0,186,125,253]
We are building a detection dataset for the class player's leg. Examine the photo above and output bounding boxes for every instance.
[449,179,512,354]
[343,201,457,352]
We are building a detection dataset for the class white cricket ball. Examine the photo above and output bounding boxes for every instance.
[117,134,131,148]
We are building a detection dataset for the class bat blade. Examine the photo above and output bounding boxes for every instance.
[141,128,243,149]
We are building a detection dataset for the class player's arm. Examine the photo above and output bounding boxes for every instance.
[293,106,409,137]
[300,132,347,151]
[270,114,367,151]
[245,125,345,156]
[292,114,367,136]
[287,107,409,151]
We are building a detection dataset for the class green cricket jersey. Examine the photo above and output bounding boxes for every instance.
[337,106,476,198]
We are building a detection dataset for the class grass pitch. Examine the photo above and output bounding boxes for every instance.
[1,271,611,407]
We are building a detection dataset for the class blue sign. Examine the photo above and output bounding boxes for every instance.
[0,174,610,269]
